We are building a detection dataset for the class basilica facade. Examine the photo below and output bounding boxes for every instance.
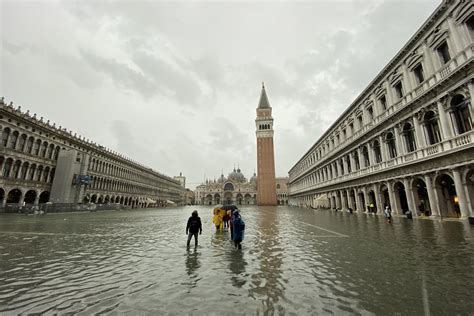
[194,168,288,206]
[289,0,474,220]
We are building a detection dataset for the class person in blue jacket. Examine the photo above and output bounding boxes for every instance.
[232,210,245,250]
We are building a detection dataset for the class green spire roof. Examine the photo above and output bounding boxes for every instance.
[258,82,270,109]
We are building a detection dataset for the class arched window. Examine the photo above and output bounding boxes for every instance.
[373,140,382,163]
[386,132,397,159]
[353,151,360,170]
[20,162,29,180]
[9,131,19,149]
[28,164,37,181]
[47,144,55,159]
[424,111,441,145]
[26,137,34,154]
[53,146,60,160]
[33,139,41,155]
[346,155,351,173]
[18,134,27,152]
[11,160,21,178]
[2,128,10,147]
[450,95,472,134]
[276,184,280,189]
[362,146,370,167]
[40,142,48,157]
[2,158,13,177]
[403,123,417,152]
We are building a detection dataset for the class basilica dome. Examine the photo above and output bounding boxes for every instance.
[228,167,246,183]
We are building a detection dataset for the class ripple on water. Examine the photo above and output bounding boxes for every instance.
[0,207,473,314]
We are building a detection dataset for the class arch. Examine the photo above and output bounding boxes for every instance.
[53,146,60,160]
[7,188,22,204]
[20,162,29,180]
[236,193,243,205]
[358,191,366,212]
[28,164,37,181]
[385,132,397,159]
[9,130,19,149]
[40,141,48,157]
[214,193,221,205]
[38,191,50,204]
[24,190,37,204]
[244,193,252,205]
[0,187,5,205]
[450,94,472,134]
[423,111,441,145]
[380,184,390,209]
[465,168,474,217]
[26,136,34,154]
[2,158,13,177]
[47,143,55,159]
[2,127,11,147]
[83,195,90,203]
[97,196,104,204]
[412,177,431,216]
[18,134,27,152]
[11,160,21,178]
[362,146,370,167]
[402,123,417,152]
[33,139,41,155]
[368,190,377,213]
[91,194,98,203]
[434,173,459,218]
[223,192,232,205]
[104,195,110,203]
[223,182,234,191]
[120,196,124,204]
[394,181,409,214]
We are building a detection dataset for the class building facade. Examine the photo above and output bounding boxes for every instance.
[256,83,278,205]
[194,168,289,206]
[0,99,183,210]
[289,0,474,220]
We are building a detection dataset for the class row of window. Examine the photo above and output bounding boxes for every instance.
[292,95,472,190]
[292,16,474,179]
[1,127,61,160]
[89,157,178,188]
[88,175,162,195]
[0,156,55,183]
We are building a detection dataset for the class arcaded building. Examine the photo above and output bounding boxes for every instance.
[0,99,183,210]
[289,0,474,219]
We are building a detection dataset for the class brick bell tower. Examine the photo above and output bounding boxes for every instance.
[255,82,277,206]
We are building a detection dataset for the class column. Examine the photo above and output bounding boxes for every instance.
[394,125,403,156]
[18,192,25,207]
[387,182,398,214]
[468,82,474,118]
[349,152,356,172]
[413,114,426,149]
[357,147,364,168]
[447,17,464,53]
[424,174,440,217]
[437,101,452,139]
[347,189,354,211]
[362,187,369,213]
[374,184,382,214]
[422,43,435,77]
[386,83,395,107]
[335,192,341,209]
[403,178,417,217]
[355,188,362,212]
[34,192,40,206]
[341,190,347,209]
[343,158,349,175]
[379,135,387,162]
[452,168,469,218]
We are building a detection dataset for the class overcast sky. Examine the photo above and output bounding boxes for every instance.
[1,0,439,189]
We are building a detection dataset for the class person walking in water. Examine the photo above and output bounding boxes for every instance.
[186,210,202,248]
[384,205,392,224]
[232,210,245,250]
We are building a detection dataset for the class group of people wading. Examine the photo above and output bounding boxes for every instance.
[185,207,245,249]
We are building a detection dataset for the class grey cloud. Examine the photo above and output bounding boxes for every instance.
[81,50,156,99]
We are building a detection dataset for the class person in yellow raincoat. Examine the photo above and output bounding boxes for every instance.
[213,208,224,231]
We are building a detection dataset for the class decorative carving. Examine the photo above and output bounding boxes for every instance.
[452,0,473,24]
[426,27,448,48]
[8,101,13,107]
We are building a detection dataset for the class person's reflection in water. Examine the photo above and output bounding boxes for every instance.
[228,248,247,288]
[184,248,201,290]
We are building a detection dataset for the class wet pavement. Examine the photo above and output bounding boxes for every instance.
[0,206,473,315]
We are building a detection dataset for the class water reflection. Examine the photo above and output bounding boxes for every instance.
[0,206,472,314]
[227,249,247,288]
[249,206,285,313]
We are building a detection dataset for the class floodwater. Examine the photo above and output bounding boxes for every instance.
[0,206,473,315]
